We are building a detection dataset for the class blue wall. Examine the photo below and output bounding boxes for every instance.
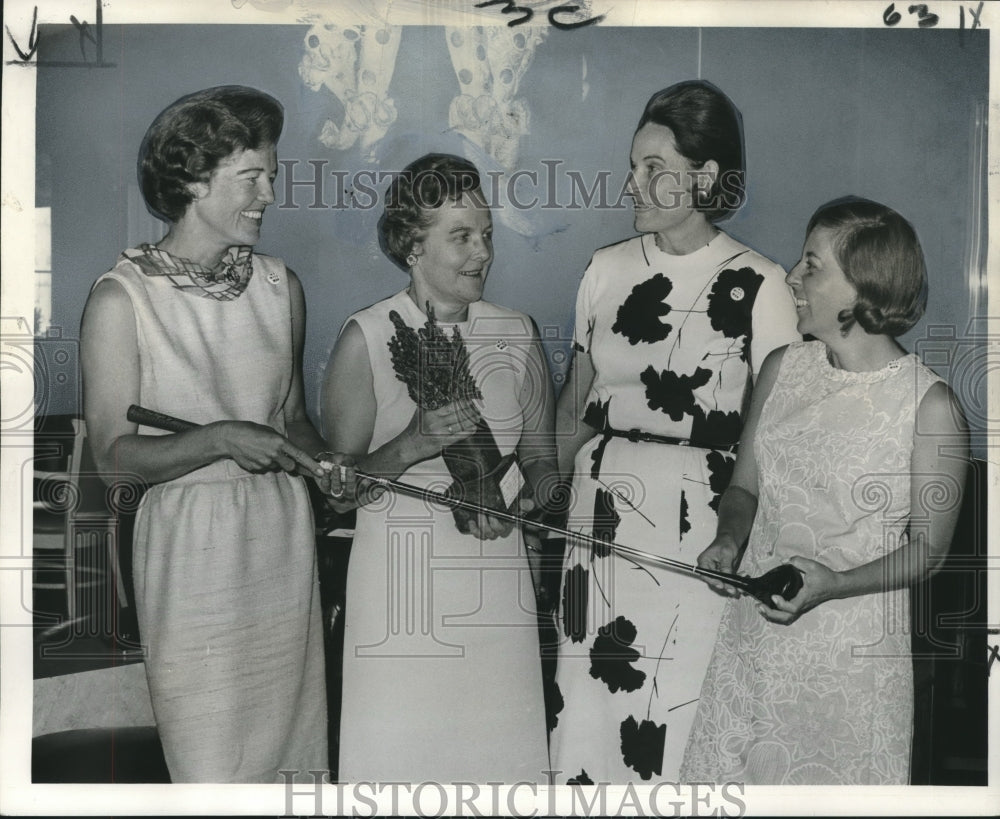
[35,23,989,451]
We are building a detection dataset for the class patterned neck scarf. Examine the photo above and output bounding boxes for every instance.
[124,244,254,301]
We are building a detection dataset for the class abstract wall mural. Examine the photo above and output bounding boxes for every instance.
[443,24,548,172]
[299,23,403,160]
[295,3,558,234]
[299,21,550,166]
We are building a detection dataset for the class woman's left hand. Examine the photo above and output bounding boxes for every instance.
[316,452,358,500]
[757,556,843,625]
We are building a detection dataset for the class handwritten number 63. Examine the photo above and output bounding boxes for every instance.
[883,3,940,27]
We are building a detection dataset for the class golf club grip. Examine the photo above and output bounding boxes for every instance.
[127,404,199,433]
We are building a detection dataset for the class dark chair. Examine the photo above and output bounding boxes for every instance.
[910,458,989,785]
[33,415,81,624]
[32,726,169,783]
[34,416,143,677]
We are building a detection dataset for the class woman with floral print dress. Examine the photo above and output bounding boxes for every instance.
[548,80,799,783]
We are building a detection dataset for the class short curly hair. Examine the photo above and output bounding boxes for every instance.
[807,197,927,337]
[378,153,483,271]
[636,80,746,222]
[138,85,284,223]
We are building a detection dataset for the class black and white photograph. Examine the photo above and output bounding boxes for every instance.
[0,0,996,815]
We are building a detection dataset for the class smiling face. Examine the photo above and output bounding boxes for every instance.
[786,226,859,340]
[627,123,715,241]
[409,191,493,320]
[181,144,277,261]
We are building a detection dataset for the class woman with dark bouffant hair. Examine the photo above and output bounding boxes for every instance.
[81,86,340,782]
[682,198,968,784]
[321,152,555,782]
[548,80,800,783]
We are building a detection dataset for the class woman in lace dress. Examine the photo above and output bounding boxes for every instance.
[548,80,800,784]
[80,86,339,782]
[681,198,969,785]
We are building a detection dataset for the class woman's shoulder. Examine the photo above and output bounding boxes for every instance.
[251,250,281,262]
[92,250,149,298]
[343,290,411,338]
[100,249,144,279]
[579,236,648,292]
[85,252,148,324]
[589,234,645,264]
[474,299,531,323]
[910,354,949,401]
[471,301,538,343]
[762,339,818,374]
[914,377,967,436]
[715,232,786,278]
[251,251,285,272]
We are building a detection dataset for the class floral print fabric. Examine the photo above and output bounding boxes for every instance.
[548,232,799,783]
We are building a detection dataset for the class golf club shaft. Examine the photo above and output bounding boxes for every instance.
[354,470,750,591]
[126,404,749,590]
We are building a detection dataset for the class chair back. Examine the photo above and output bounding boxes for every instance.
[62,419,143,645]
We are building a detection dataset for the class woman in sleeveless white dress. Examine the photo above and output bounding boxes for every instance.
[682,198,968,785]
[322,154,553,783]
[80,87,338,782]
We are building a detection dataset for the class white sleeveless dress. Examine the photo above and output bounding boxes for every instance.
[681,341,942,784]
[336,290,549,783]
[98,251,327,783]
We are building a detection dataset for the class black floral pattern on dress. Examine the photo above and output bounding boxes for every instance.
[690,407,743,449]
[544,675,564,733]
[679,490,690,540]
[589,433,610,479]
[576,315,597,355]
[612,273,674,345]
[706,267,764,361]
[641,366,713,421]
[706,450,736,513]
[592,488,619,558]
[620,715,667,780]
[567,769,594,785]
[583,396,610,431]
[590,616,646,693]
[562,564,589,644]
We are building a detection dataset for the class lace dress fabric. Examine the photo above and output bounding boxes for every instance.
[681,341,942,785]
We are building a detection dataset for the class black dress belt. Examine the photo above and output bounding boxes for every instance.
[603,426,737,452]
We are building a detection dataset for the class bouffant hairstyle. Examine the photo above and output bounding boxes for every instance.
[636,79,746,221]
[807,197,927,337]
[138,85,284,223]
[378,153,483,271]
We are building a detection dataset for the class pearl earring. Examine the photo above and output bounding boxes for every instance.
[406,254,418,268]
